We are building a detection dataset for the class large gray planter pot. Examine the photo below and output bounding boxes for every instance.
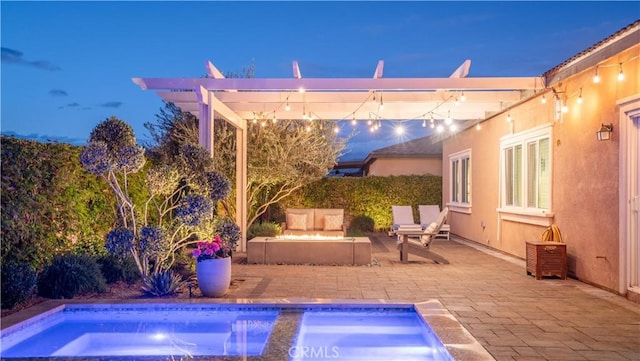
[196,257,231,297]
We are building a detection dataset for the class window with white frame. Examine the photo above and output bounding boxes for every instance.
[449,149,471,209]
[500,124,552,214]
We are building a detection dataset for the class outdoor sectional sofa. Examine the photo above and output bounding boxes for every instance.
[281,208,346,237]
[247,208,372,265]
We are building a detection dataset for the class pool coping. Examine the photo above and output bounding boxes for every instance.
[1,298,495,361]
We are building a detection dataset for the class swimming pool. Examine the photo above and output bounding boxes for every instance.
[0,301,492,360]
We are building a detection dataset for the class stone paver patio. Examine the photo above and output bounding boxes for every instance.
[229,233,640,361]
[2,233,638,360]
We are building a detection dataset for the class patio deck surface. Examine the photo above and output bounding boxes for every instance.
[2,233,638,360]
[229,233,640,361]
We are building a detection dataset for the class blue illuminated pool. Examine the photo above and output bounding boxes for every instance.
[0,302,462,360]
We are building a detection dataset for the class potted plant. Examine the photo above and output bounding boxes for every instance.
[192,219,240,297]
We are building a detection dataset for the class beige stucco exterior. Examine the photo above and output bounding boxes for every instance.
[442,39,639,294]
[366,157,442,176]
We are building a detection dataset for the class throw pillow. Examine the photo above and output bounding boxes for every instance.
[323,214,343,231]
[288,213,307,231]
[424,222,439,234]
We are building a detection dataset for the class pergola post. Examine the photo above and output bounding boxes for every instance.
[236,121,248,252]
[197,86,214,157]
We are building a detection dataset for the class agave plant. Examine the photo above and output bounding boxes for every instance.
[141,270,186,297]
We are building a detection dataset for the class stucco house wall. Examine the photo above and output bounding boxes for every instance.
[442,29,639,293]
[366,157,442,176]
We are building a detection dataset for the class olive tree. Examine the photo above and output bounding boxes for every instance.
[145,102,347,229]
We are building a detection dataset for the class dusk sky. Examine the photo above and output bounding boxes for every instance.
[2,1,639,160]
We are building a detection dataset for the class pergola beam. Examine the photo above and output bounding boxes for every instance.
[134,76,544,91]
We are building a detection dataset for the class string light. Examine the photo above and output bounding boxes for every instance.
[455,97,460,106]
[351,114,357,126]
[333,125,339,133]
[285,100,290,111]
[617,63,624,81]
[298,87,305,93]
[576,88,583,105]
[475,122,481,131]
[445,110,452,125]
[561,101,568,114]
[272,113,277,123]
[436,124,444,133]
[395,125,405,135]
[379,94,384,110]
[541,94,547,104]
[506,113,512,122]
[593,66,600,83]
[460,92,466,102]
[422,119,427,127]
[450,124,457,132]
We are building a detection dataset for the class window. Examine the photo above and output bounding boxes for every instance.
[500,124,552,222]
[449,149,471,212]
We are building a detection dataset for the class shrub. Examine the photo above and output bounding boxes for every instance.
[141,270,185,297]
[1,262,37,309]
[247,222,281,239]
[97,254,140,284]
[38,254,107,299]
[349,215,375,232]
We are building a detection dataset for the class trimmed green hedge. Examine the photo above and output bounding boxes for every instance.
[277,175,442,231]
[1,137,117,269]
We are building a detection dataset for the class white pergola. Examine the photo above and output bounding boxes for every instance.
[133,60,544,250]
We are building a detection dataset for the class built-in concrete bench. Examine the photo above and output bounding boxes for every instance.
[247,236,371,265]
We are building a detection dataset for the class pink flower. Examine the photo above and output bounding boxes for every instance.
[211,242,221,252]
[203,248,214,256]
[192,249,201,258]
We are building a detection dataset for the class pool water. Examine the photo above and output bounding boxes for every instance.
[292,311,452,361]
[0,304,454,360]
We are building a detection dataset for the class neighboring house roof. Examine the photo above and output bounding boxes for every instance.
[363,136,442,166]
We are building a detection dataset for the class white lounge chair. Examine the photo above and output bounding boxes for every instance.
[396,207,450,264]
[390,205,422,236]
[419,205,450,240]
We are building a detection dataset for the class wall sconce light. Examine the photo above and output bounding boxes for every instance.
[596,123,613,141]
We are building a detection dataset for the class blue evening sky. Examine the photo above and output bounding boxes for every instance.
[2,1,638,160]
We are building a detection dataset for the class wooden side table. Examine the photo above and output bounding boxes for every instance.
[526,241,567,280]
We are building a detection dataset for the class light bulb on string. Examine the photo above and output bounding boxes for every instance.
[475,122,481,131]
[455,97,460,106]
[541,94,547,104]
[333,125,339,134]
[436,124,444,133]
[379,94,384,110]
[450,124,457,132]
[576,88,583,105]
[351,114,357,126]
[506,113,512,122]
[422,119,427,127]
[445,111,452,125]
[460,92,466,102]
[593,66,600,83]
[395,125,405,135]
[272,113,277,123]
[285,100,290,111]
[617,63,624,81]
